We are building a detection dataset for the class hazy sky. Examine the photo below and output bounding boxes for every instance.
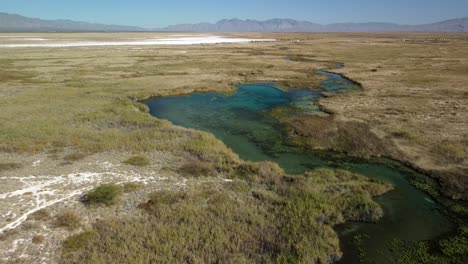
[1,0,467,28]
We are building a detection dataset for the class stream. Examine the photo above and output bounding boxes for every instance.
[144,67,453,263]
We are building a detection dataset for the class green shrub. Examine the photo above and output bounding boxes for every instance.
[123,156,150,167]
[83,184,123,206]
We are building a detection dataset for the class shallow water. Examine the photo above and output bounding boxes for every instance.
[145,71,453,263]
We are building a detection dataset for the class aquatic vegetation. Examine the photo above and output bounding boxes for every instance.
[390,233,468,264]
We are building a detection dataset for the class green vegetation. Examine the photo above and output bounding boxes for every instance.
[53,209,81,231]
[61,167,391,264]
[82,184,123,206]
[63,230,97,253]
[390,227,468,264]
[353,234,370,263]
[123,155,150,167]
[378,159,468,263]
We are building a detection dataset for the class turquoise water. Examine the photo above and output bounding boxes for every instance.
[145,71,453,263]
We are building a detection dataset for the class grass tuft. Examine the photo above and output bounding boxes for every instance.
[83,184,123,206]
[63,230,97,253]
[0,162,22,171]
[123,156,150,167]
[32,235,45,244]
[53,209,81,231]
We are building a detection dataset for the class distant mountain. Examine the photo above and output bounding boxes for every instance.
[0,12,145,32]
[404,17,468,32]
[160,17,468,33]
[1,13,467,33]
[161,18,323,32]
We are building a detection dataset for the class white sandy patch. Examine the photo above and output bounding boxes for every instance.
[0,36,275,48]
[0,166,156,233]
[32,160,42,167]
[9,38,48,41]
[0,36,37,38]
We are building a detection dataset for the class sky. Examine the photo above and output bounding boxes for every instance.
[1,0,467,28]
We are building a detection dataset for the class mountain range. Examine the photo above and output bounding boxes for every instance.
[0,12,467,33]
[0,12,145,32]
[160,17,468,32]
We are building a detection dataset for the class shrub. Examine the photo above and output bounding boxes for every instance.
[54,210,81,231]
[32,235,45,244]
[83,184,123,206]
[123,156,150,167]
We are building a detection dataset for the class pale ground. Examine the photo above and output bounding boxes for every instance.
[0,34,275,48]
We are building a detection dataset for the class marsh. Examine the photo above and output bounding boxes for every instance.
[0,32,467,263]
